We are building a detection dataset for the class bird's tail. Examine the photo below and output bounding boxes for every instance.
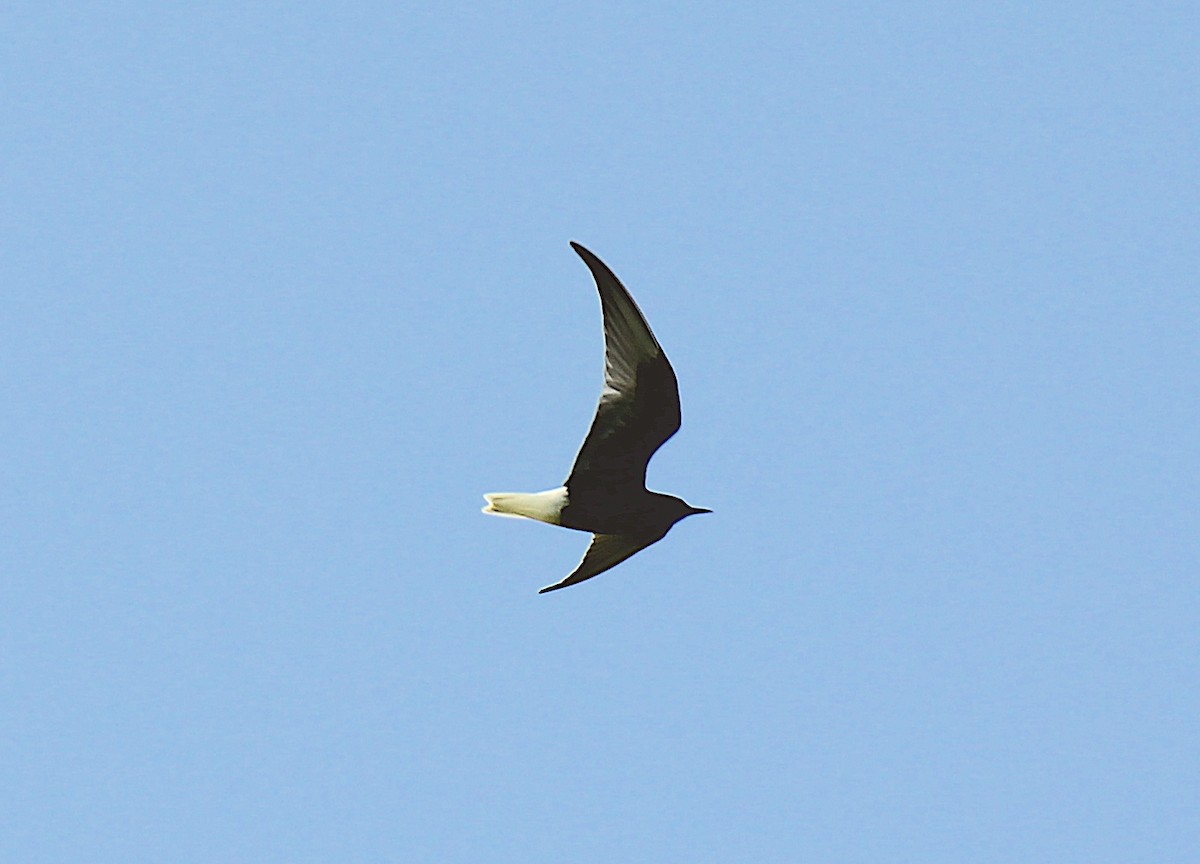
[481,487,568,525]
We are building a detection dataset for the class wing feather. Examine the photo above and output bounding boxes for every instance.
[565,243,682,491]
[537,533,661,594]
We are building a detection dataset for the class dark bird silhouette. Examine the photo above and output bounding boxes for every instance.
[483,242,709,593]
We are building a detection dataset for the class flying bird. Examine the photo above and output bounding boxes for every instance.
[483,242,710,593]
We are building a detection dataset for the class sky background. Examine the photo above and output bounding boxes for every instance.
[3,2,1198,861]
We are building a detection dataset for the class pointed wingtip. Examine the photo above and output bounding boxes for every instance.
[537,584,559,595]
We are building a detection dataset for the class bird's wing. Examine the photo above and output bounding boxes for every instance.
[565,242,681,491]
[538,532,662,594]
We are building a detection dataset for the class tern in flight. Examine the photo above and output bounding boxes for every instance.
[483,242,710,593]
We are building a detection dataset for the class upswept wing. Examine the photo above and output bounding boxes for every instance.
[565,242,681,491]
[538,532,662,594]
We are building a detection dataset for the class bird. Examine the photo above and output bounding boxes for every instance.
[483,242,710,593]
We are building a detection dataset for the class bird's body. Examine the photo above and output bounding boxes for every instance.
[484,486,696,536]
[483,242,709,593]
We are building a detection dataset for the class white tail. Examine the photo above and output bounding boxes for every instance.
[481,487,568,525]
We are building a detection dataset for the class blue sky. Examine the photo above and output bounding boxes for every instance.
[3,3,1197,861]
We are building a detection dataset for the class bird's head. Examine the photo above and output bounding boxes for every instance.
[662,495,712,525]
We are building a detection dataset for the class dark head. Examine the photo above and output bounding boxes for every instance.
[660,495,712,526]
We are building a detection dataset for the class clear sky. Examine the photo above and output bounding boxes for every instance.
[3,3,1197,862]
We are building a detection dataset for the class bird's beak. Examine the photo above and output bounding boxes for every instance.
[690,506,712,515]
